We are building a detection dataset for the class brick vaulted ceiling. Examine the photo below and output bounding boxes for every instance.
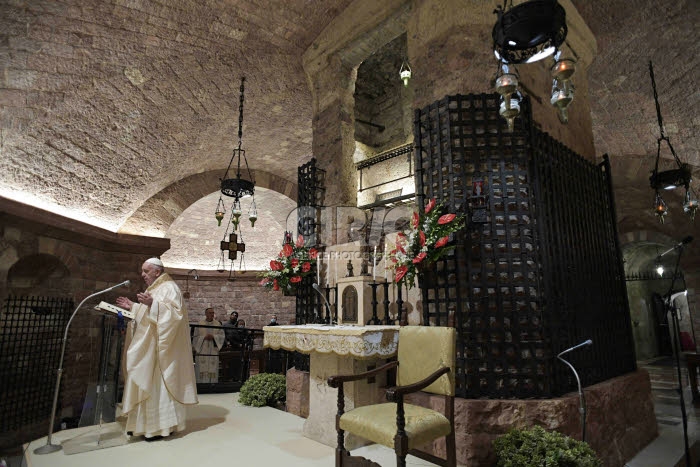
[0,0,354,231]
[0,0,698,258]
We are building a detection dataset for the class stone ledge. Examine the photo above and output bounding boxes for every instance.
[0,196,169,255]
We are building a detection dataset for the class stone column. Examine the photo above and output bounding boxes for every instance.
[406,0,597,159]
[307,54,358,207]
[303,0,412,208]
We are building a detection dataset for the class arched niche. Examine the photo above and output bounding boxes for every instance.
[7,254,71,297]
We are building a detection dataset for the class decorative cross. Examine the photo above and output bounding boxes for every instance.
[220,233,245,260]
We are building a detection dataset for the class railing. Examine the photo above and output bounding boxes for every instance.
[190,323,260,393]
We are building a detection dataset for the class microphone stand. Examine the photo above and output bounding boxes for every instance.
[312,283,335,325]
[556,339,593,442]
[34,280,130,455]
[663,243,691,467]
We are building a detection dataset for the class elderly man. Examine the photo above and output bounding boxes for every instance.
[116,257,198,440]
[192,307,224,383]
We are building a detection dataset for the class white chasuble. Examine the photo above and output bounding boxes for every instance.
[121,273,198,438]
[193,319,225,383]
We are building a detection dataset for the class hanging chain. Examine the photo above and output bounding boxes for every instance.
[649,62,665,139]
[649,61,682,170]
[237,77,245,146]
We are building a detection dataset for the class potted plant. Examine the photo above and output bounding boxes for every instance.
[493,425,602,467]
[387,198,465,288]
[258,234,318,295]
[239,373,287,408]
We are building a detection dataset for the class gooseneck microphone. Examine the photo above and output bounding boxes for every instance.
[34,279,132,455]
[659,236,694,260]
[312,283,333,324]
[105,280,130,292]
[557,339,593,358]
[556,339,593,443]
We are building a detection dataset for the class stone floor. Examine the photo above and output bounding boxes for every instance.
[629,357,700,467]
[2,360,700,467]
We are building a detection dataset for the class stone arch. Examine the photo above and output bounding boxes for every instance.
[6,253,71,297]
[619,230,680,275]
[118,169,298,237]
[619,229,693,360]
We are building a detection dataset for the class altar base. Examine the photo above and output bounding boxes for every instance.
[304,352,387,450]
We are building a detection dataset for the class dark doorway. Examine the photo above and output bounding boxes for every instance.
[652,292,673,357]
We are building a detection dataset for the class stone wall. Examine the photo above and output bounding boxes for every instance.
[285,367,310,419]
[0,196,296,447]
[405,369,656,466]
[0,196,168,447]
[284,368,657,466]
[169,270,296,329]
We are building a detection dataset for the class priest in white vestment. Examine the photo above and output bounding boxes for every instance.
[116,258,198,440]
[192,307,225,383]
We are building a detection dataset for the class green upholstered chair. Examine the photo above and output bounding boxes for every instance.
[327,326,457,467]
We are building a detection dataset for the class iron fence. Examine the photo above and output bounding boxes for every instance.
[414,93,635,398]
[0,296,73,436]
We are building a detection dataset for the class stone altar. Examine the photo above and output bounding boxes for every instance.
[263,324,399,449]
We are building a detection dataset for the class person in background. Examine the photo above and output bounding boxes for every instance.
[116,257,198,441]
[268,314,279,326]
[223,311,239,347]
[192,307,225,383]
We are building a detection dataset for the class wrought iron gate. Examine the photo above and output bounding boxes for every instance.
[414,93,635,399]
[292,159,326,371]
[0,296,73,441]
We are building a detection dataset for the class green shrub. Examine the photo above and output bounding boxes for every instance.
[239,373,286,408]
[493,425,602,467]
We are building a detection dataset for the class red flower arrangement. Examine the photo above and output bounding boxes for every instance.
[388,198,465,288]
[259,235,318,293]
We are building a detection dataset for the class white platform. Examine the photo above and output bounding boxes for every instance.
[24,393,437,467]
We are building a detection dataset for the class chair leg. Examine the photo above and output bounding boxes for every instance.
[336,447,344,467]
[446,430,457,467]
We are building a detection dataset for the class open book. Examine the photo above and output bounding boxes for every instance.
[95,301,135,320]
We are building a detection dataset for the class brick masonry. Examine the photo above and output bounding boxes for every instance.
[285,368,656,466]
[0,196,296,447]
[418,369,656,466]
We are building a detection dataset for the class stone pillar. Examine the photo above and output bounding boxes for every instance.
[406,0,597,159]
[303,0,412,208]
[307,55,358,207]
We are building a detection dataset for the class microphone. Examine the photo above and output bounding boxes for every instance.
[34,278,131,455]
[312,283,332,324]
[557,339,593,358]
[556,339,593,443]
[104,280,130,292]
[658,236,693,259]
[670,290,688,303]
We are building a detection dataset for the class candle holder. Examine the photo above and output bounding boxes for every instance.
[382,282,394,325]
[332,284,339,324]
[367,281,381,325]
[396,282,407,326]
[323,284,333,324]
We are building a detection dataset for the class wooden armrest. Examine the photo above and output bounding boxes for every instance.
[328,360,398,388]
[385,367,450,402]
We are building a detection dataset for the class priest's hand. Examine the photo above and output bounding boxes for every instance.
[116,296,134,310]
[137,292,153,307]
